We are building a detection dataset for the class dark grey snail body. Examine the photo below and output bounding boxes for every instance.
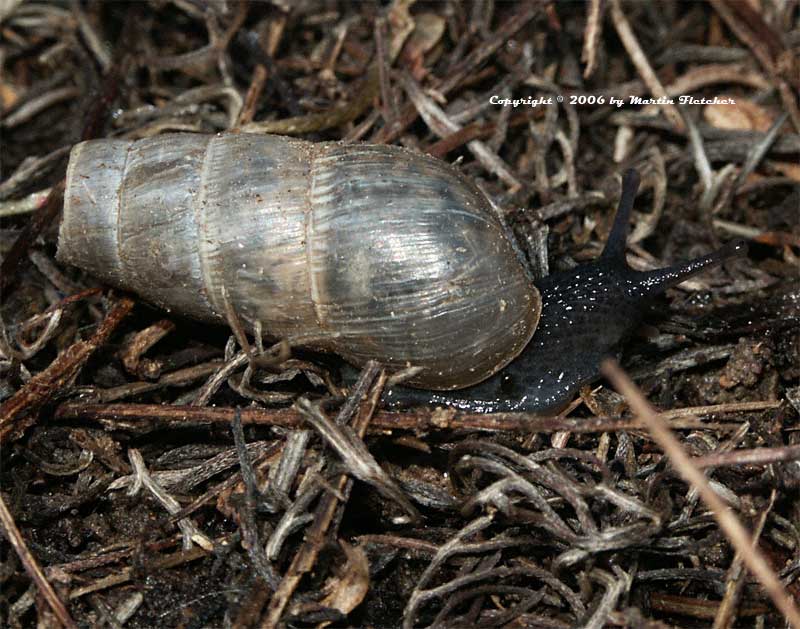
[57,134,743,413]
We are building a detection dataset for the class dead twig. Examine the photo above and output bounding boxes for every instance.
[713,489,777,629]
[609,0,683,130]
[54,399,780,436]
[0,493,78,629]
[258,362,386,628]
[230,409,280,588]
[119,319,175,379]
[69,544,213,600]
[581,0,603,79]
[0,297,134,444]
[235,63,268,127]
[601,358,800,628]
[695,444,800,469]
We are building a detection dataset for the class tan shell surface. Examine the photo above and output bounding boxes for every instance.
[58,133,541,390]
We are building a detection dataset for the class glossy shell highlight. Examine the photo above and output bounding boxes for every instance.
[58,133,541,389]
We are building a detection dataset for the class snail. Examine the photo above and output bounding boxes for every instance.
[57,133,744,413]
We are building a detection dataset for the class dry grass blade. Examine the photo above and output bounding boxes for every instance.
[125,449,214,552]
[257,362,386,628]
[294,398,420,522]
[609,0,682,130]
[601,358,800,629]
[401,71,524,192]
[581,0,603,79]
[230,409,280,588]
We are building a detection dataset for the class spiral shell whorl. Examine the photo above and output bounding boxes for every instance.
[58,133,540,389]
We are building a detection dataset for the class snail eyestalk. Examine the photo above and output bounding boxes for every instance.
[628,239,747,298]
[602,168,640,262]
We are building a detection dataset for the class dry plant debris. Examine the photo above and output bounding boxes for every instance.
[1,1,799,628]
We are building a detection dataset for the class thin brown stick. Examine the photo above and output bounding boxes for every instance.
[374,17,397,128]
[581,0,603,79]
[56,401,780,433]
[0,493,78,629]
[695,444,800,469]
[609,0,683,130]
[0,297,134,444]
[601,359,800,628]
[69,544,211,600]
[236,63,268,126]
[713,490,776,629]
[426,122,492,158]
[56,401,760,434]
[92,360,223,404]
[54,399,778,435]
[119,319,175,377]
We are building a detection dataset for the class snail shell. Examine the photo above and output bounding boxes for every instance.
[58,133,541,390]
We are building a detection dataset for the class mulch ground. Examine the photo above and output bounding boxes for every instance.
[1,2,799,627]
